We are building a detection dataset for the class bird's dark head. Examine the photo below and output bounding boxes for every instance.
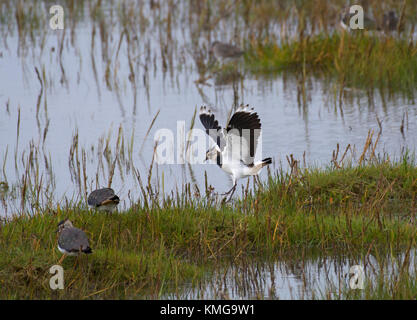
[388,10,396,18]
[205,146,219,162]
[340,5,354,22]
[56,218,73,233]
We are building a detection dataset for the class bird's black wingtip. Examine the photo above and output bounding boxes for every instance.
[262,157,272,165]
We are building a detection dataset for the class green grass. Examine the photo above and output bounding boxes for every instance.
[245,32,417,95]
[0,158,416,299]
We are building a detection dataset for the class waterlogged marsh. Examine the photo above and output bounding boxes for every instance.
[0,0,417,299]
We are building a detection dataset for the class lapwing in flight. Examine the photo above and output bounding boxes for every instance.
[199,104,272,200]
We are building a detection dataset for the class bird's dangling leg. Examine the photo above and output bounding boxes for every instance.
[73,254,81,269]
[222,179,237,196]
[221,177,237,202]
[228,184,237,201]
[223,183,237,202]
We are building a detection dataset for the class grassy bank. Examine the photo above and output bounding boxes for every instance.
[245,32,417,95]
[0,157,416,299]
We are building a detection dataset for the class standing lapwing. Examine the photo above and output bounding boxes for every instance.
[340,7,401,33]
[209,41,244,62]
[87,188,120,212]
[56,219,92,263]
[382,11,401,32]
[199,104,272,200]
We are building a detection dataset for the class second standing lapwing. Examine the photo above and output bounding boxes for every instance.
[87,188,120,212]
[56,219,92,263]
[382,11,400,32]
[199,104,272,200]
[209,41,244,62]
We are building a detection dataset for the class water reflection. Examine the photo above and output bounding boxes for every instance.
[163,249,417,299]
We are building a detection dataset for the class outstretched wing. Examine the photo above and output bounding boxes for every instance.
[224,104,262,166]
[199,106,225,148]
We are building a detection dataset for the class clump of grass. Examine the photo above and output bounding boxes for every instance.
[245,32,417,95]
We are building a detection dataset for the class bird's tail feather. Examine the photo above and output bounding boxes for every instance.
[83,247,93,254]
[261,157,272,166]
[251,158,272,174]
[101,195,120,206]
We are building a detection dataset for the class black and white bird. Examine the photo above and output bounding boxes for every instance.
[56,219,92,260]
[209,41,244,62]
[87,188,120,212]
[199,104,272,199]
